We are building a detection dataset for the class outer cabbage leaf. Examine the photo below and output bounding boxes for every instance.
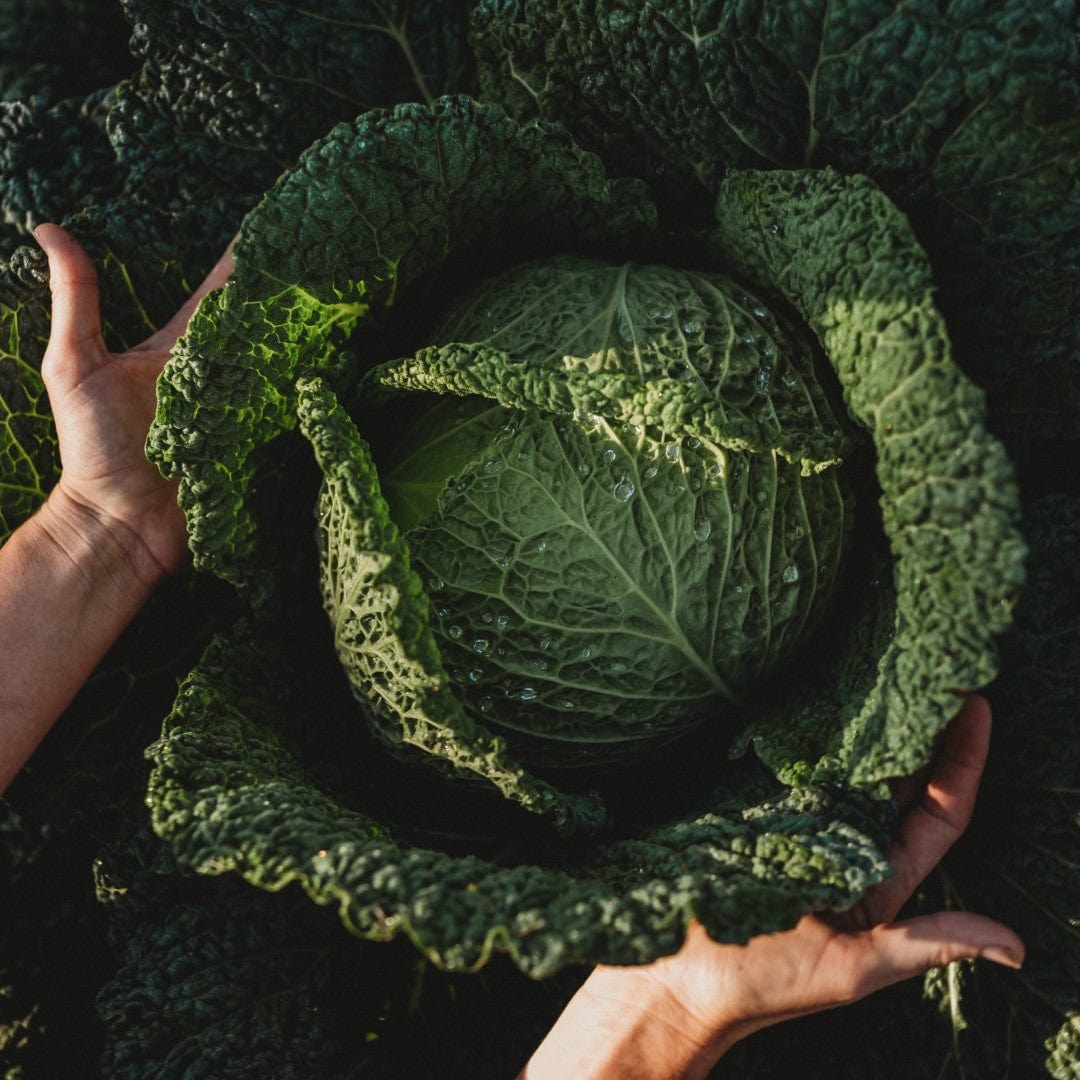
[96,831,384,1079]
[297,375,605,834]
[97,829,590,1079]
[146,613,891,976]
[0,248,53,540]
[471,0,1080,486]
[148,96,655,601]
[711,168,1025,786]
[0,91,119,260]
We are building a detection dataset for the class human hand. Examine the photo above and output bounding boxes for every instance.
[523,695,1023,1079]
[33,224,233,579]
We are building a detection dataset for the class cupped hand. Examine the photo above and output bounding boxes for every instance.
[609,695,1022,1068]
[34,224,234,577]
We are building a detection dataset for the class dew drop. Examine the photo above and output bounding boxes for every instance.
[473,637,491,654]
[613,476,635,501]
[478,696,493,712]
[531,657,549,672]
[494,615,510,631]
[643,465,658,479]
[580,645,595,660]
[665,443,681,462]
[481,611,494,624]
[468,668,483,682]
[602,447,617,464]
[752,305,768,320]
[681,319,700,335]
[485,544,511,568]
[755,368,771,395]
[519,686,538,702]
[693,516,712,542]
[685,436,700,450]
[536,539,548,554]
[447,625,463,640]
[782,565,800,583]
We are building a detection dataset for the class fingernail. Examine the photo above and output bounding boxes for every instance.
[982,945,1023,970]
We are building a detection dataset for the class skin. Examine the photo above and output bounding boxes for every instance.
[0,223,232,791]
[2,226,1023,1075]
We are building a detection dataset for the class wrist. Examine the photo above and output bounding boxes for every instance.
[589,965,738,1078]
[39,484,169,596]
[523,965,736,1080]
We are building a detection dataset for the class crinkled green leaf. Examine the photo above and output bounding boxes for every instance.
[0,248,54,541]
[97,827,588,1079]
[148,96,655,601]
[146,615,891,976]
[370,254,855,472]
[297,374,606,835]
[711,167,1025,786]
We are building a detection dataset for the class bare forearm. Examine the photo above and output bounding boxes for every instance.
[519,966,734,1080]
[0,488,164,792]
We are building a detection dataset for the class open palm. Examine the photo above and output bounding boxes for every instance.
[619,696,1023,1061]
[35,224,233,576]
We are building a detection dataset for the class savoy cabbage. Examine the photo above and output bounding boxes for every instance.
[145,88,1023,965]
[0,1,1076,1076]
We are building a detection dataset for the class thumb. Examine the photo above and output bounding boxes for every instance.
[34,223,105,366]
[850,912,1024,998]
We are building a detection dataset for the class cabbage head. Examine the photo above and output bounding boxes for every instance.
[341,255,855,773]
[144,97,1024,974]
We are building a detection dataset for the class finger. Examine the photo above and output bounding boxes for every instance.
[136,236,236,353]
[839,911,1024,1003]
[871,696,992,921]
[33,223,103,351]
